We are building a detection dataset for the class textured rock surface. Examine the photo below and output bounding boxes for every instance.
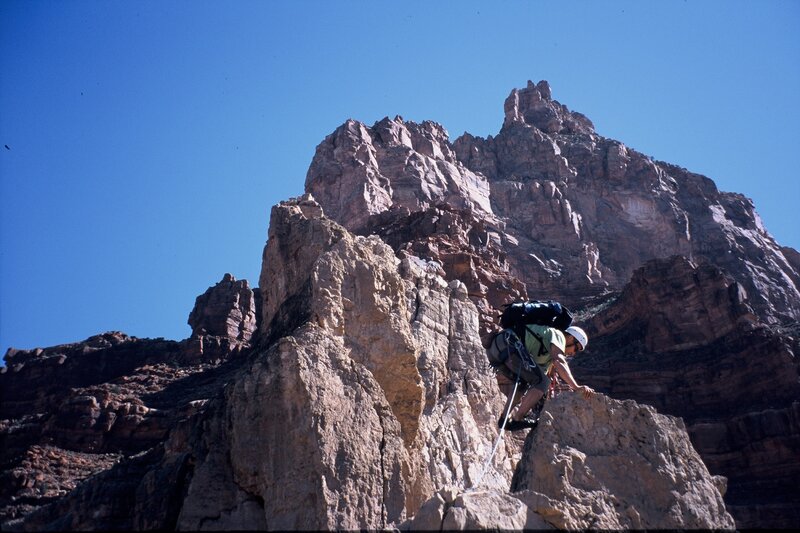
[9,198,737,530]
[188,273,257,346]
[306,118,494,234]
[4,196,517,531]
[302,81,800,527]
[570,256,800,528]
[308,79,800,325]
[192,196,511,528]
[0,284,252,524]
[4,81,798,530]
[454,81,799,322]
[409,392,734,531]
[184,273,259,362]
[511,393,735,530]
[409,486,553,531]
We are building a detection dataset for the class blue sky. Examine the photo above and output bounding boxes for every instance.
[2,0,798,356]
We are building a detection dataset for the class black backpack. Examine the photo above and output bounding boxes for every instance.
[499,300,573,339]
[498,300,573,357]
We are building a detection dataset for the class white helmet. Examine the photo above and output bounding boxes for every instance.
[565,326,588,351]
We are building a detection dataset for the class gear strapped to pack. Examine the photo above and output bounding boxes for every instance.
[486,329,547,386]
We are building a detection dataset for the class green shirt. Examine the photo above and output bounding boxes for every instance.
[524,324,566,373]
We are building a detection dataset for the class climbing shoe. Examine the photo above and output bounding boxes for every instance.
[498,417,534,431]
[521,416,539,429]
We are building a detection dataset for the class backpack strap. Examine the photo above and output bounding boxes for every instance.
[524,324,548,358]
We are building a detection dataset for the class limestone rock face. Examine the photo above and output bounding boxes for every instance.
[298,80,799,527]
[307,80,799,325]
[258,193,347,339]
[453,82,800,321]
[371,206,527,338]
[171,196,513,530]
[511,393,735,530]
[410,392,735,531]
[410,487,553,531]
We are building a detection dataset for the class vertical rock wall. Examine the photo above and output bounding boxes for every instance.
[175,195,513,529]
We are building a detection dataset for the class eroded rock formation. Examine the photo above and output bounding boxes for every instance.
[0,277,259,524]
[308,80,800,325]
[2,197,741,531]
[570,256,800,528]
[3,81,798,529]
[412,393,735,530]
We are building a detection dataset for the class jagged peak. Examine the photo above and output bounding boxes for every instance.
[503,79,595,135]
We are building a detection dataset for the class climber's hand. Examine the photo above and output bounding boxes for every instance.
[576,385,594,399]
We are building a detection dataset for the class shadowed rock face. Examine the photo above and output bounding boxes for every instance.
[188,273,257,346]
[2,81,799,530]
[0,278,259,524]
[570,256,800,529]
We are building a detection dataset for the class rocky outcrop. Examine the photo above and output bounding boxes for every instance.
[571,256,800,528]
[1,196,514,530]
[307,80,800,325]
[0,333,183,421]
[0,274,260,523]
[368,205,527,337]
[306,118,494,235]
[188,273,257,345]
[304,116,520,336]
[184,273,259,362]
[5,81,798,530]
[511,393,733,530]
[175,196,513,529]
[298,80,798,528]
[6,197,741,531]
[411,393,734,530]
[455,81,800,322]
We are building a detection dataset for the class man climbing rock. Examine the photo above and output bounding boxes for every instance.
[497,325,594,431]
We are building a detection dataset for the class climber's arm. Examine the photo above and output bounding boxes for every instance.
[550,345,594,399]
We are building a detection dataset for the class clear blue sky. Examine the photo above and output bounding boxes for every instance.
[2,1,798,357]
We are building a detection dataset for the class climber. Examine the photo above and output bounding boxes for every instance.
[497,325,594,431]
